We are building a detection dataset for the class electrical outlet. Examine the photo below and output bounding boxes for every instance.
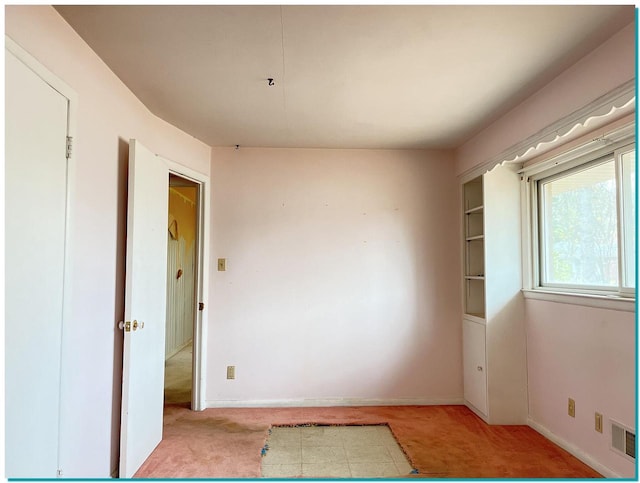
[595,412,603,433]
[568,398,575,418]
[218,258,226,271]
[226,365,235,380]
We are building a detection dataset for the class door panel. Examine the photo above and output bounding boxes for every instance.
[463,319,487,415]
[5,49,69,477]
[119,140,169,478]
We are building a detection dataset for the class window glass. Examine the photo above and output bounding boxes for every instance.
[540,160,618,288]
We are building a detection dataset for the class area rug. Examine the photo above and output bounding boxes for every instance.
[261,423,417,478]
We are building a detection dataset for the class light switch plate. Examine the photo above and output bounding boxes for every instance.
[218,258,226,271]
[226,365,235,380]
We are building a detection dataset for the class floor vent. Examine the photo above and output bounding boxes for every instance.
[611,420,635,461]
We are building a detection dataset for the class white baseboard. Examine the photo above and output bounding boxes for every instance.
[464,400,489,423]
[206,397,464,409]
[527,417,621,478]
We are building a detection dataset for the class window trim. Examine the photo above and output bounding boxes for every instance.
[615,145,636,295]
[537,154,618,291]
[522,288,635,312]
[521,123,635,301]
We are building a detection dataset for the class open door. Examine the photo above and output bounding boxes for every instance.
[119,139,169,478]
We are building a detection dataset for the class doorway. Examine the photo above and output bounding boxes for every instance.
[164,174,200,408]
[119,142,210,477]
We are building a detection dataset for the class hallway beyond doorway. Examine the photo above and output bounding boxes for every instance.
[164,342,192,406]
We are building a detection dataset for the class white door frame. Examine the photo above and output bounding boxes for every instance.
[5,35,78,476]
[164,159,210,411]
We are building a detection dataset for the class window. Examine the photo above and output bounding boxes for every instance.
[532,141,635,297]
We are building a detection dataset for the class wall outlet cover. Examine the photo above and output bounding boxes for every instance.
[226,365,235,380]
[595,412,603,433]
[568,398,575,418]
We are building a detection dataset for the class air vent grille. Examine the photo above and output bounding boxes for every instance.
[611,420,635,461]
[625,430,635,459]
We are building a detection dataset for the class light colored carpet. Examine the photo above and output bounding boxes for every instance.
[164,342,192,406]
[262,424,414,478]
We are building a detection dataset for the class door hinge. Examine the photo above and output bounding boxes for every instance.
[66,136,73,159]
[198,302,205,311]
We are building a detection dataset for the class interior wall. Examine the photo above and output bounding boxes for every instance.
[453,20,636,479]
[166,186,198,359]
[208,147,462,405]
[5,6,211,478]
[526,300,635,477]
[169,187,198,247]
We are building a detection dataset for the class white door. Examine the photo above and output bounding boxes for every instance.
[462,319,487,415]
[119,140,169,478]
[5,48,69,477]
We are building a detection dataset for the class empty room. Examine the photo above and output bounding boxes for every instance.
[4,4,636,479]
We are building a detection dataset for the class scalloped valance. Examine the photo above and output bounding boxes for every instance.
[465,79,635,178]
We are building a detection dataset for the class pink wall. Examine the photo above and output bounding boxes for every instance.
[208,147,462,405]
[526,300,635,477]
[456,21,635,176]
[5,6,211,478]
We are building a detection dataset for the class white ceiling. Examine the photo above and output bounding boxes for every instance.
[55,5,634,150]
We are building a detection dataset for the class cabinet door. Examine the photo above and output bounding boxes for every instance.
[463,319,487,415]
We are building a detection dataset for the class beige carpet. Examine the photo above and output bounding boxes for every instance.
[164,342,192,405]
[261,424,414,478]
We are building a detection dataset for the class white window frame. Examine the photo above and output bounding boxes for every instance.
[615,144,636,295]
[521,123,636,311]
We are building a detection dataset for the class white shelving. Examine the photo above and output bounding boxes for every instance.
[463,176,485,320]
[461,165,527,425]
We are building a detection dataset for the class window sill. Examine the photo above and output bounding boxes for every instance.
[522,289,635,312]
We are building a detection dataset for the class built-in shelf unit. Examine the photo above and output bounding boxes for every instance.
[461,164,527,425]
[463,177,485,322]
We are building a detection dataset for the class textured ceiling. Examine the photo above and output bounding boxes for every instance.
[56,5,634,149]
